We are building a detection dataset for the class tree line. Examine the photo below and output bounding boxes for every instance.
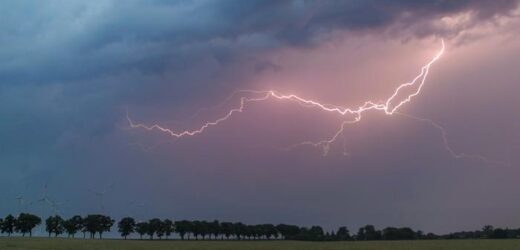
[1,213,520,240]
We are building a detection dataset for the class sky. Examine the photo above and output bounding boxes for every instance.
[1,0,520,235]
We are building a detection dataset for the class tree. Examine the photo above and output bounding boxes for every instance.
[97,215,114,239]
[362,225,381,240]
[276,224,300,240]
[416,230,424,239]
[156,220,166,240]
[493,228,508,239]
[83,215,99,239]
[175,220,189,240]
[233,222,246,240]
[276,224,288,239]
[45,215,64,237]
[15,213,41,237]
[209,220,221,240]
[336,226,350,240]
[83,214,114,239]
[162,219,174,239]
[220,222,233,240]
[147,218,162,240]
[191,220,207,240]
[1,215,16,236]
[356,227,365,240]
[81,218,88,239]
[382,227,417,240]
[135,222,148,240]
[63,216,83,238]
[244,225,253,240]
[262,224,278,239]
[253,225,264,240]
[199,221,210,240]
[308,226,324,240]
[118,217,136,239]
[190,220,198,240]
[482,225,494,238]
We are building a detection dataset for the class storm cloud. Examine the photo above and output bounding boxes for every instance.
[1,0,519,235]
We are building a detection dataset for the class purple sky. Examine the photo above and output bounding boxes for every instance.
[1,0,520,235]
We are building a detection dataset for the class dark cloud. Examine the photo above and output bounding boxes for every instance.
[0,0,517,84]
[0,0,519,235]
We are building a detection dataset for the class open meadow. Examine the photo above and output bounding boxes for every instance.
[1,238,519,250]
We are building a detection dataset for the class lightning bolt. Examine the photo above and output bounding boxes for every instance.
[396,113,511,166]
[126,40,507,165]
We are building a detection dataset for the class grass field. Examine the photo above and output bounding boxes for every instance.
[1,238,519,250]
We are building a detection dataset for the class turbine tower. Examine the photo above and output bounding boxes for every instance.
[37,185,51,219]
[127,200,147,221]
[15,194,25,214]
[89,182,115,213]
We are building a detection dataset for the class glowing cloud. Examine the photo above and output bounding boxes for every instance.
[126,40,507,165]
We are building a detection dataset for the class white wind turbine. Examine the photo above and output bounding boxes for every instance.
[15,194,25,214]
[89,182,115,213]
[37,184,52,235]
[37,185,52,219]
[48,199,67,216]
[15,194,34,214]
[127,200,147,220]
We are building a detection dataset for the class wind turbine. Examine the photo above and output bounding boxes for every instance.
[15,194,25,214]
[37,185,51,219]
[36,184,52,235]
[47,199,67,216]
[89,182,114,213]
[127,200,147,220]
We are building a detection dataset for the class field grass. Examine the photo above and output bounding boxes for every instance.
[1,237,519,250]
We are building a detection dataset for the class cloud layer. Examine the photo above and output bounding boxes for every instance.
[1,0,519,234]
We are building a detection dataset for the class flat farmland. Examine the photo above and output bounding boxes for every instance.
[1,238,519,250]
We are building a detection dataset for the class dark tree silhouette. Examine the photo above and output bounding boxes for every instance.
[253,225,263,239]
[200,221,210,240]
[162,219,174,239]
[135,222,148,240]
[493,228,508,239]
[233,222,246,240]
[336,226,350,240]
[174,220,190,240]
[45,215,64,237]
[118,217,136,240]
[97,215,114,239]
[482,225,494,238]
[81,218,88,239]
[209,220,221,240]
[4,211,520,242]
[63,215,83,238]
[192,220,203,240]
[361,225,381,240]
[1,215,16,236]
[83,214,114,239]
[356,227,365,240]
[147,218,162,240]
[221,222,233,240]
[308,226,324,240]
[244,225,253,240]
[83,215,98,239]
[156,220,166,240]
[276,224,300,240]
[15,213,41,237]
[382,227,417,240]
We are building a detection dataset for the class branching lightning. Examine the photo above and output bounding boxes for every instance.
[126,40,507,165]
[396,113,511,166]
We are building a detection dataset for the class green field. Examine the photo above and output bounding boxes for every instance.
[0,238,519,250]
